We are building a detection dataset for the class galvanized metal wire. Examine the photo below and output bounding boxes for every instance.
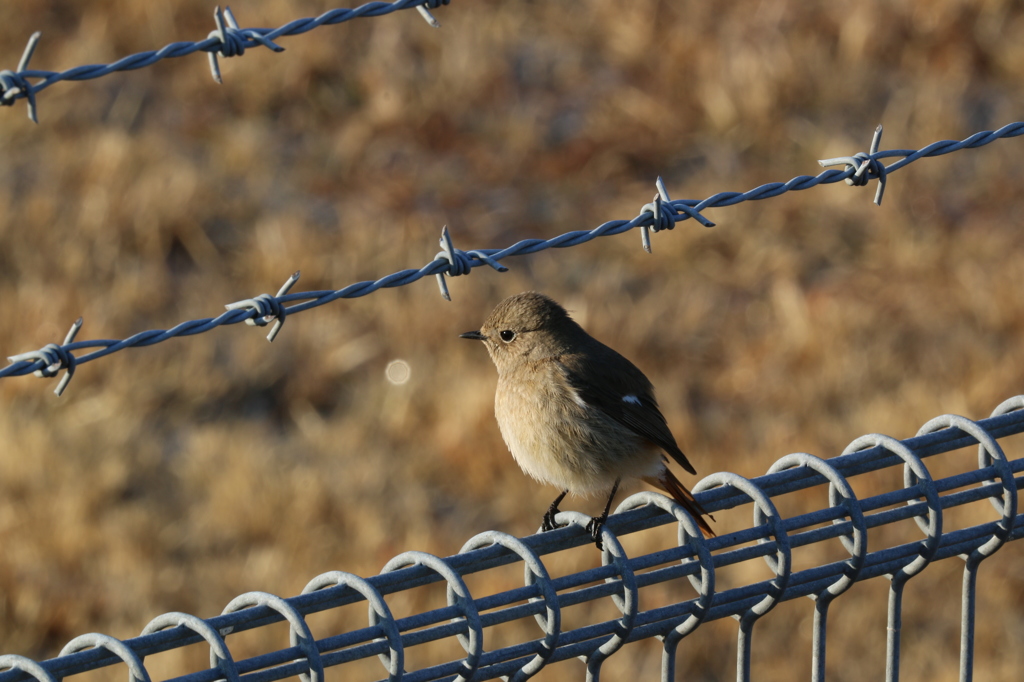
[0,395,1021,682]
[0,1,450,123]
[4,121,1024,395]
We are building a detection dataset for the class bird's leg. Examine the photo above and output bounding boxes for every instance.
[586,479,621,551]
[542,489,569,532]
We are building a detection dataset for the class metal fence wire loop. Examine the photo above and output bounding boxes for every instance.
[987,395,1024,525]
[552,510,638,681]
[58,635,151,682]
[381,551,483,682]
[220,592,323,682]
[990,395,1024,420]
[696,466,790,622]
[140,612,240,682]
[459,531,560,682]
[694,473,790,682]
[916,415,1017,553]
[695,473,792,616]
[0,657,57,682]
[983,399,1024,516]
[554,510,638,632]
[842,434,943,579]
[765,456,864,682]
[301,571,404,682]
[615,491,716,617]
[767,453,868,591]
[614,492,715,682]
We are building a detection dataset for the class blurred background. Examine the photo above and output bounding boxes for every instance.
[1,1,1024,680]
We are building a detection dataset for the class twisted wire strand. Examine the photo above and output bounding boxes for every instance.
[4,120,1024,393]
[0,396,1021,682]
[0,1,450,122]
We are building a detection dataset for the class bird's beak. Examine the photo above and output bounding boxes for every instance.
[460,330,487,341]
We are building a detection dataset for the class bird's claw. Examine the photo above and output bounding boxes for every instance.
[585,516,606,551]
[541,510,565,533]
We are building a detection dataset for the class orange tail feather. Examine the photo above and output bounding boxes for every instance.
[644,469,715,538]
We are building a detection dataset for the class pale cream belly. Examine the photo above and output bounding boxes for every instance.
[495,374,664,496]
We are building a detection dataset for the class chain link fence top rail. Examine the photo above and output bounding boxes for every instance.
[3,120,1024,396]
[0,394,1020,682]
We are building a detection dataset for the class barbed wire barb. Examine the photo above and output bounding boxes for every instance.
[6,317,83,396]
[208,5,286,84]
[434,224,509,301]
[225,271,301,342]
[416,0,452,28]
[0,31,42,123]
[639,176,715,253]
[818,124,888,205]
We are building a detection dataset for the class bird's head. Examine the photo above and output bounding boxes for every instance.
[460,292,584,372]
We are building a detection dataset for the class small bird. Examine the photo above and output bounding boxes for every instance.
[461,292,713,548]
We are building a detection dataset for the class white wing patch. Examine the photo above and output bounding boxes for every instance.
[622,394,642,405]
[571,388,588,409]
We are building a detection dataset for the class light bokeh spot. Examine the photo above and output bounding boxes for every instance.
[385,359,411,385]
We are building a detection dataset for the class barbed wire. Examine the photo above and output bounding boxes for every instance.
[3,121,1024,395]
[0,395,1021,682]
[0,0,451,123]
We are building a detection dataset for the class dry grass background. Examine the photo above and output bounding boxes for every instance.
[1,1,1024,680]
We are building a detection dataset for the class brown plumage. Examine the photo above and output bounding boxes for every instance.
[461,292,714,546]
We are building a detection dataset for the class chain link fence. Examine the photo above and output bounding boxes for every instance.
[0,396,1020,682]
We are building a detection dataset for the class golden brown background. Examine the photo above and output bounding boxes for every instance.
[2,1,1024,680]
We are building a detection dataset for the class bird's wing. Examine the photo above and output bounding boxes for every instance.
[558,349,697,475]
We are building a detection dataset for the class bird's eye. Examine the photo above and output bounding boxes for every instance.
[499,330,516,343]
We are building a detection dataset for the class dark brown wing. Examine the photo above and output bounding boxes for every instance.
[558,345,696,475]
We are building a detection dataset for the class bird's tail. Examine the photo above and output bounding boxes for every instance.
[644,469,715,538]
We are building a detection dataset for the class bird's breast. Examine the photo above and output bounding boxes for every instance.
[493,362,659,495]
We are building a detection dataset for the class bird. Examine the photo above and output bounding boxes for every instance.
[460,291,713,548]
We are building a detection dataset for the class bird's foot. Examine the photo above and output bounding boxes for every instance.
[584,479,619,551]
[541,508,565,533]
[542,490,569,532]
[585,515,607,551]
